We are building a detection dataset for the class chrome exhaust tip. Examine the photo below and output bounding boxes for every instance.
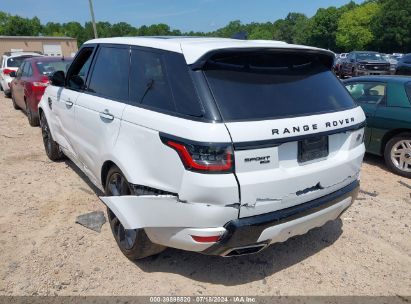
[223,244,267,257]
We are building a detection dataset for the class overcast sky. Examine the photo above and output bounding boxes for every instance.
[2,0,364,32]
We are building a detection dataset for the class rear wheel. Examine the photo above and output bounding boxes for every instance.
[40,114,64,161]
[26,101,39,127]
[384,133,411,178]
[105,166,166,260]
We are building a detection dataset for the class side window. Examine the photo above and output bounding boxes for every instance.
[345,82,386,104]
[17,62,25,77]
[27,64,33,77]
[130,49,204,117]
[66,47,95,91]
[130,50,175,112]
[87,46,129,101]
[22,62,30,77]
[164,52,204,117]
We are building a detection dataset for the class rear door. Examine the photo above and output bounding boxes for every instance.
[344,81,387,148]
[73,44,129,184]
[202,50,366,217]
[13,62,29,107]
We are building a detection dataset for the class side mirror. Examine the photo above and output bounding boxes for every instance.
[68,75,85,90]
[49,71,65,87]
[350,59,355,63]
[9,71,16,78]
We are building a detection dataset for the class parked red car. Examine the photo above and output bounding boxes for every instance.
[10,56,72,126]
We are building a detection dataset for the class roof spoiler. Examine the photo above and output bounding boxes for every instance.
[188,47,335,71]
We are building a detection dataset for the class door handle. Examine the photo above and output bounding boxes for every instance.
[65,100,74,107]
[99,110,114,121]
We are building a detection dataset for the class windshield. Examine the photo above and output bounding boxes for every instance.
[203,52,356,121]
[36,60,72,75]
[356,53,384,61]
[6,56,33,68]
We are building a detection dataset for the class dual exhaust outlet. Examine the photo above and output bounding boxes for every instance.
[223,244,268,257]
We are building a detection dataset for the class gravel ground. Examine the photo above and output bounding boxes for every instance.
[0,94,410,296]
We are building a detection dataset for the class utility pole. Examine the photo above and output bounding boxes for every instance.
[88,0,98,39]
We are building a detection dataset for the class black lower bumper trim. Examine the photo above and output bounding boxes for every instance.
[203,180,359,256]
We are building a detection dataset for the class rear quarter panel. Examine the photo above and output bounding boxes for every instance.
[105,105,239,205]
[367,82,411,155]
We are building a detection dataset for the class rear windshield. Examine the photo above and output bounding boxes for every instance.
[7,56,33,68]
[203,52,356,121]
[36,60,72,75]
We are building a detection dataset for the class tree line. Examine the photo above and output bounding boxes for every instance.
[0,0,410,53]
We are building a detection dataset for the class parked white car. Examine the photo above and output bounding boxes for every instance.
[38,37,366,259]
[339,53,348,59]
[0,52,43,97]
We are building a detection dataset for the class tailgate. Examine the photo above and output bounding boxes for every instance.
[226,107,366,218]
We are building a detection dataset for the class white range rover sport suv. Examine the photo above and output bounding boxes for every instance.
[38,37,366,259]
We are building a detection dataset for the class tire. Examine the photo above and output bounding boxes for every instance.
[105,165,166,260]
[40,114,64,161]
[384,133,411,178]
[26,101,39,127]
[11,91,19,110]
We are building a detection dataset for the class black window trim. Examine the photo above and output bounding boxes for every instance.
[127,45,220,123]
[65,44,98,92]
[129,46,176,110]
[84,43,131,104]
[69,43,221,123]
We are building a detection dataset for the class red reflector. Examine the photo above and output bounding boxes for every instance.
[191,235,221,243]
[3,69,14,75]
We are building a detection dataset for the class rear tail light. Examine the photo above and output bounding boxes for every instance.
[3,69,14,75]
[33,76,50,87]
[32,77,49,90]
[160,134,234,173]
[32,82,49,87]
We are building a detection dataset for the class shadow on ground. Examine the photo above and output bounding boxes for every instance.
[63,159,345,285]
[135,219,343,286]
[363,153,388,172]
[64,159,104,196]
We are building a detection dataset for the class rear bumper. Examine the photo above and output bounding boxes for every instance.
[202,180,359,256]
[101,180,359,256]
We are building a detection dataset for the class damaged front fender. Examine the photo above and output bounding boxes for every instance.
[99,195,239,230]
